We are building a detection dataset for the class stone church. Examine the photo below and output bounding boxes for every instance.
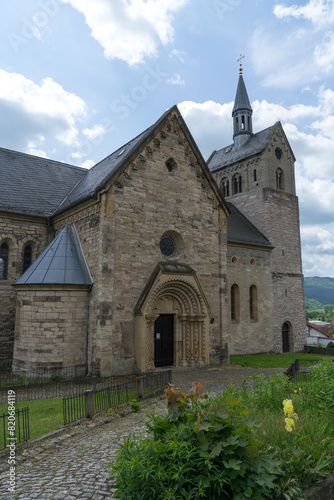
[0,69,306,376]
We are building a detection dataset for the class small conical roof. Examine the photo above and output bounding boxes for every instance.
[232,74,252,114]
[14,224,93,286]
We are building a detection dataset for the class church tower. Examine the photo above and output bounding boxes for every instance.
[208,60,306,355]
[232,55,253,150]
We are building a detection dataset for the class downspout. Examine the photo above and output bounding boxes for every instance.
[83,285,92,377]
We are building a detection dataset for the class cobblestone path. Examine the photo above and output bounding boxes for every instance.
[0,366,285,500]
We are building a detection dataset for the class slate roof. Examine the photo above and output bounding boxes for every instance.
[232,74,252,114]
[208,125,274,171]
[14,224,93,286]
[0,147,86,217]
[227,202,273,248]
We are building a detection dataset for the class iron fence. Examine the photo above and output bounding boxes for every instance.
[0,376,95,404]
[0,364,90,387]
[63,370,171,426]
[0,407,30,451]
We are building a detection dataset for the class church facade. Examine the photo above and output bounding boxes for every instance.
[0,73,306,375]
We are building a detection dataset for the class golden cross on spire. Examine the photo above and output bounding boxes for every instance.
[237,54,245,75]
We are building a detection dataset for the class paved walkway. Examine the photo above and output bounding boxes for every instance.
[0,366,285,500]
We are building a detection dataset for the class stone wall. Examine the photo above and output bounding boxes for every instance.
[227,244,274,355]
[0,213,50,363]
[88,117,229,374]
[13,285,89,372]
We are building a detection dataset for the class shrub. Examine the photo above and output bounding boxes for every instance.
[108,383,281,499]
[326,341,334,348]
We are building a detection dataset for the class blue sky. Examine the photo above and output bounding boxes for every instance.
[1,0,334,278]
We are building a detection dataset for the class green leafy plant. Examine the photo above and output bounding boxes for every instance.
[129,401,141,413]
[108,383,281,499]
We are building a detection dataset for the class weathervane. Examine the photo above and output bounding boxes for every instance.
[237,54,245,75]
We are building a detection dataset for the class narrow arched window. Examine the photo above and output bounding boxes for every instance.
[22,245,32,274]
[249,285,258,321]
[241,115,245,130]
[253,169,257,182]
[276,168,284,190]
[0,243,9,279]
[233,176,238,195]
[238,175,242,193]
[282,323,290,352]
[231,284,240,322]
[221,178,230,198]
[235,117,239,132]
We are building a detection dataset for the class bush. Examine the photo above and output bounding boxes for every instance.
[326,341,334,348]
[108,383,281,499]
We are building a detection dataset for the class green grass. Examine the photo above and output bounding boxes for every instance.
[0,398,63,442]
[229,353,331,369]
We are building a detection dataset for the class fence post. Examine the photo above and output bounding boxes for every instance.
[167,370,172,384]
[84,390,94,418]
[137,377,144,399]
[92,376,97,392]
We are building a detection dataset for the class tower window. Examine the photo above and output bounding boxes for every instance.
[221,178,229,197]
[253,169,257,182]
[241,115,245,130]
[235,117,239,132]
[232,175,242,195]
[276,168,284,190]
[0,243,9,279]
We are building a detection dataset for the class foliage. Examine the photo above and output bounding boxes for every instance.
[109,383,282,499]
[304,276,334,306]
[129,401,141,412]
[229,353,328,369]
[326,341,334,348]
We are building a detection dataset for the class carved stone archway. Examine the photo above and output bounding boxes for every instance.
[135,263,210,371]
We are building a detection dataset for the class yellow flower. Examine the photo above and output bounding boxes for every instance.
[283,399,294,416]
[294,390,298,393]
[285,417,295,432]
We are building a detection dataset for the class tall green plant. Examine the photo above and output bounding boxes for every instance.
[108,383,281,499]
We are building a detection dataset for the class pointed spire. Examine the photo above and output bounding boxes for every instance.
[232,55,253,149]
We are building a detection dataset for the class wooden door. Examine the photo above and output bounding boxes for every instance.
[154,314,174,367]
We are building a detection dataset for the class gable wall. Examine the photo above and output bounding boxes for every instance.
[0,213,49,364]
[94,118,228,374]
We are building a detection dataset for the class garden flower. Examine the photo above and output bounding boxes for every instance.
[283,399,298,433]
[285,417,295,432]
[283,399,294,416]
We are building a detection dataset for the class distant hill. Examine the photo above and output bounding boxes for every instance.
[304,277,334,307]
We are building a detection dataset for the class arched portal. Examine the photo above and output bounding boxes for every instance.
[135,263,210,371]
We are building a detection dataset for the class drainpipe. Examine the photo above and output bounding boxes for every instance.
[83,285,92,377]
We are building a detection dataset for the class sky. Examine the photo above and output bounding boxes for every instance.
[0,0,334,278]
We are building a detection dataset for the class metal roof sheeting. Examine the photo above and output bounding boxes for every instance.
[14,224,93,286]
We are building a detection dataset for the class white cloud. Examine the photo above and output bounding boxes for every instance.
[274,0,334,29]
[178,100,233,159]
[167,73,185,85]
[27,141,48,158]
[80,159,95,169]
[170,49,186,62]
[83,124,106,141]
[0,70,86,149]
[60,0,189,65]
[301,225,334,276]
